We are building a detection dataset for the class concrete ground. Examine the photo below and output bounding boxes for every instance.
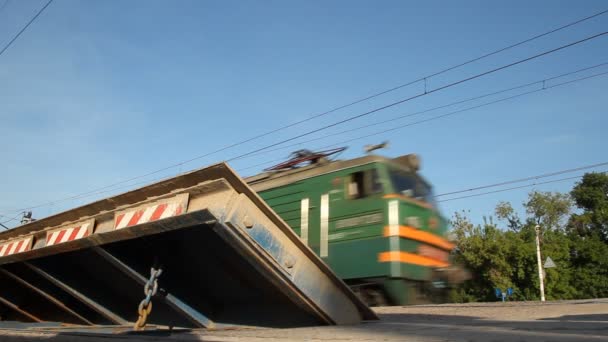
[0,299,606,341]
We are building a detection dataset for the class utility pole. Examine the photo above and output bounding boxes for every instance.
[535,225,545,302]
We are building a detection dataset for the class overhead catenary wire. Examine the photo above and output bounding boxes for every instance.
[4,33,608,217]
[436,162,608,197]
[65,68,608,202]
[0,0,53,58]
[437,171,607,203]
[251,7,608,134]
[84,64,608,200]
[419,8,608,80]
[0,212,23,226]
[225,32,608,164]
[234,62,608,161]
[3,163,605,229]
[324,70,608,146]
[237,157,287,173]
[4,10,604,215]
[249,7,608,130]
[243,69,608,171]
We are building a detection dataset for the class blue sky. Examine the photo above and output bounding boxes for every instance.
[0,0,607,228]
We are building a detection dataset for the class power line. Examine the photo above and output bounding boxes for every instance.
[11,65,606,214]
[243,69,608,171]
[1,167,602,229]
[331,70,607,145]
[252,7,608,134]
[0,212,22,226]
[437,171,607,203]
[4,33,607,216]
[225,32,608,163]
[237,157,286,173]
[422,8,608,80]
[0,0,53,58]
[83,160,608,206]
[242,73,608,175]
[436,162,608,197]
[235,62,608,161]
[436,163,608,198]
[1,68,568,211]
[4,10,603,213]
[164,8,608,167]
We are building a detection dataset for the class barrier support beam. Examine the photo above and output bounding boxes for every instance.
[0,294,42,322]
[24,262,128,325]
[0,268,93,325]
[91,246,215,329]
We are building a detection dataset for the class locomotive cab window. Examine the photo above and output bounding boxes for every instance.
[347,168,382,199]
[389,168,436,207]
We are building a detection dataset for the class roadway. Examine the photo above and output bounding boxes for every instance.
[0,299,606,341]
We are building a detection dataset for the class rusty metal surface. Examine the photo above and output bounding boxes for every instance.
[0,294,42,322]
[0,163,376,330]
[0,268,92,325]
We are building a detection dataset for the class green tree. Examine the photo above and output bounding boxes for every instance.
[450,182,607,303]
[567,232,608,298]
[521,191,576,299]
[570,172,608,241]
[524,191,572,230]
[567,172,608,298]
[495,201,522,232]
[450,212,517,302]
[451,191,578,302]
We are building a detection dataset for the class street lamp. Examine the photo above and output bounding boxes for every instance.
[535,225,545,302]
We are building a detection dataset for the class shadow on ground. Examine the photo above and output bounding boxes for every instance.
[540,314,608,322]
[0,312,606,341]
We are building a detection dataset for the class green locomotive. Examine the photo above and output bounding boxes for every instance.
[246,148,459,305]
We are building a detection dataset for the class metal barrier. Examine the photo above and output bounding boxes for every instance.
[0,163,376,329]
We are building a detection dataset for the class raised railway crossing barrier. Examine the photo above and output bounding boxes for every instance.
[0,163,376,331]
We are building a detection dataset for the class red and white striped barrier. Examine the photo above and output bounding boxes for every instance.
[114,198,186,230]
[0,237,33,256]
[46,221,93,246]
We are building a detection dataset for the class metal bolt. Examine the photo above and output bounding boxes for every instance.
[243,215,254,229]
[284,257,295,269]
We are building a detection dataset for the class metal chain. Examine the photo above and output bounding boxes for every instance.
[134,267,163,330]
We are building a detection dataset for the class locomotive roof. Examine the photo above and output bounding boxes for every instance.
[245,154,422,192]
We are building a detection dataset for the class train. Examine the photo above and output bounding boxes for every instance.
[246,147,464,305]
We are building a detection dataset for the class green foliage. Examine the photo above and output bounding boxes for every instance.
[524,191,571,230]
[449,176,608,302]
[495,201,521,232]
[567,232,608,298]
[570,172,608,241]
[451,212,518,301]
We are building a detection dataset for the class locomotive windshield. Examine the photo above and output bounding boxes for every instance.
[389,168,436,207]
